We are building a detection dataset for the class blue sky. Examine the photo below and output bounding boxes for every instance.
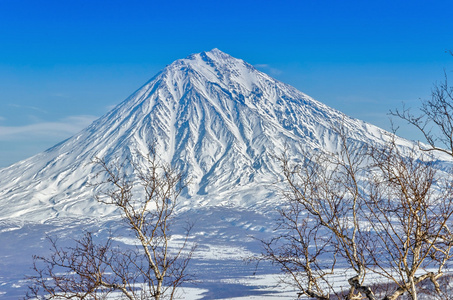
[0,0,452,167]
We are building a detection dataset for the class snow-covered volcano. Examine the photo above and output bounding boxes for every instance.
[0,49,428,299]
[0,49,392,222]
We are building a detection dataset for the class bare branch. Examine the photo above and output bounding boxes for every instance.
[27,144,196,300]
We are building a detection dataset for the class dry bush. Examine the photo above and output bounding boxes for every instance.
[26,146,196,300]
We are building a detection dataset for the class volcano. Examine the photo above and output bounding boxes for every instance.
[0,49,427,299]
[0,49,394,221]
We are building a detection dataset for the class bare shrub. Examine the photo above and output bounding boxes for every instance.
[26,146,196,300]
[260,127,453,300]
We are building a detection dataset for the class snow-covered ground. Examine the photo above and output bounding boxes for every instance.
[0,208,298,299]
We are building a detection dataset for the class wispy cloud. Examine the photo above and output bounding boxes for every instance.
[254,64,269,68]
[106,104,117,111]
[8,104,48,114]
[254,63,282,76]
[0,116,5,121]
[0,115,98,141]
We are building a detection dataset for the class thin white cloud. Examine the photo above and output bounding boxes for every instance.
[0,115,98,141]
[254,63,282,76]
[8,104,48,114]
[106,104,117,111]
[0,116,5,121]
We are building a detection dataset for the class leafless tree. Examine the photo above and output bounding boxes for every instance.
[364,138,453,300]
[26,146,196,300]
[392,53,453,157]
[259,190,334,300]
[260,128,453,300]
[260,128,375,299]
